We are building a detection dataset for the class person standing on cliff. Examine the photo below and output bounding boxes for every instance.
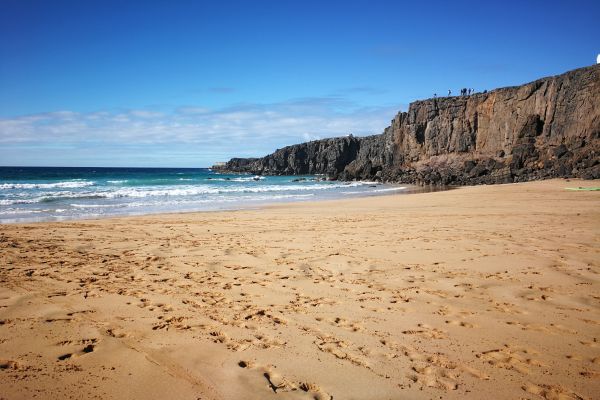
[448,89,451,96]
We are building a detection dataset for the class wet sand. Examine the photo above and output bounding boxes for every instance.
[0,179,599,399]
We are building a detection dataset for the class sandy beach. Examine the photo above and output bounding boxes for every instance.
[0,179,598,399]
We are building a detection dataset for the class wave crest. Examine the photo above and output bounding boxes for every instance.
[0,181,96,189]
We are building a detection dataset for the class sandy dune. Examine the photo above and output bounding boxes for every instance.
[0,179,599,399]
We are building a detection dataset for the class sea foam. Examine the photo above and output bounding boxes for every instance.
[0,181,96,189]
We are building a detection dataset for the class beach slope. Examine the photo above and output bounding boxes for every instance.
[1,179,599,399]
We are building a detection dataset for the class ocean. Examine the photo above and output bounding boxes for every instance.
[0,166,408,223]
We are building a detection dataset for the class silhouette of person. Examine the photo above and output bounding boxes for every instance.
[448,89,451,96]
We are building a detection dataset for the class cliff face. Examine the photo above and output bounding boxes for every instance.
[223,136,362,176]
[217,64,600,184]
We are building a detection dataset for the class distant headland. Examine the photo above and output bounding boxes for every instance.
[215,64,599,185]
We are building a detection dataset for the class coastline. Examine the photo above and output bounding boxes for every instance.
[1,179,599,399]
[216,64,600,185]
[0,166,419,224]
[0,181,431,225]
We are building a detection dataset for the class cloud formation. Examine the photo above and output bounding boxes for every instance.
[0,97,403,167]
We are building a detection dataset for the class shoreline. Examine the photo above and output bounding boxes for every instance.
[0,178,580,226]
[0,167,416,225]
[0,182,440,225]
[1,178,598,399]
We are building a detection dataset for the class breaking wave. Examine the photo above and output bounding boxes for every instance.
[0,181,96,189]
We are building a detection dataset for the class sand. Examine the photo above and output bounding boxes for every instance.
[0,179,599,399]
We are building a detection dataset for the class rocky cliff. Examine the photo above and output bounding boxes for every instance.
[216,64,600,184]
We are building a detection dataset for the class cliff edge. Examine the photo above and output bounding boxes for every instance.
[216,64,600,184]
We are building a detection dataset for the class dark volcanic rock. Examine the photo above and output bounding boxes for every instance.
[215,64,600,185]
[221,136,364,178]
[221,158,260,173]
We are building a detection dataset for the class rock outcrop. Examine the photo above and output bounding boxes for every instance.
[215,64,600,184]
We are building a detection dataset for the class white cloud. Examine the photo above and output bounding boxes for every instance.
[176,106,211,115]
[128,110,165,118]
[0,98,404,166]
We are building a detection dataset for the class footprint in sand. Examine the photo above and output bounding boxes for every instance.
[314,334,370,369]
[0,360,24,370]
[580,338,598,348]
[242,309,288,326]
[489,301,523,315]
[153,316,190,331]
[402,323,447,339]
[579,370,600,379]
[237,360,332,399]
[330,317,363,332]
[408,364,458,391]
[445,320,476,328]
[105,327,129,338]
[251,333,286,349]
[56,338,98,346]
[477,345,545,374]
[44,313,74,324]
[522,382,585,400]
[57,343,96,361]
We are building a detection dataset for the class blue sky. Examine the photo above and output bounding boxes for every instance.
[1,0,598,167]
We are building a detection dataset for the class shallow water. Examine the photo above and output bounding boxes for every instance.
[0,166,417,223]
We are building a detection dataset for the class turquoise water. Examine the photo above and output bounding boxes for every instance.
[0,167,406,223]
